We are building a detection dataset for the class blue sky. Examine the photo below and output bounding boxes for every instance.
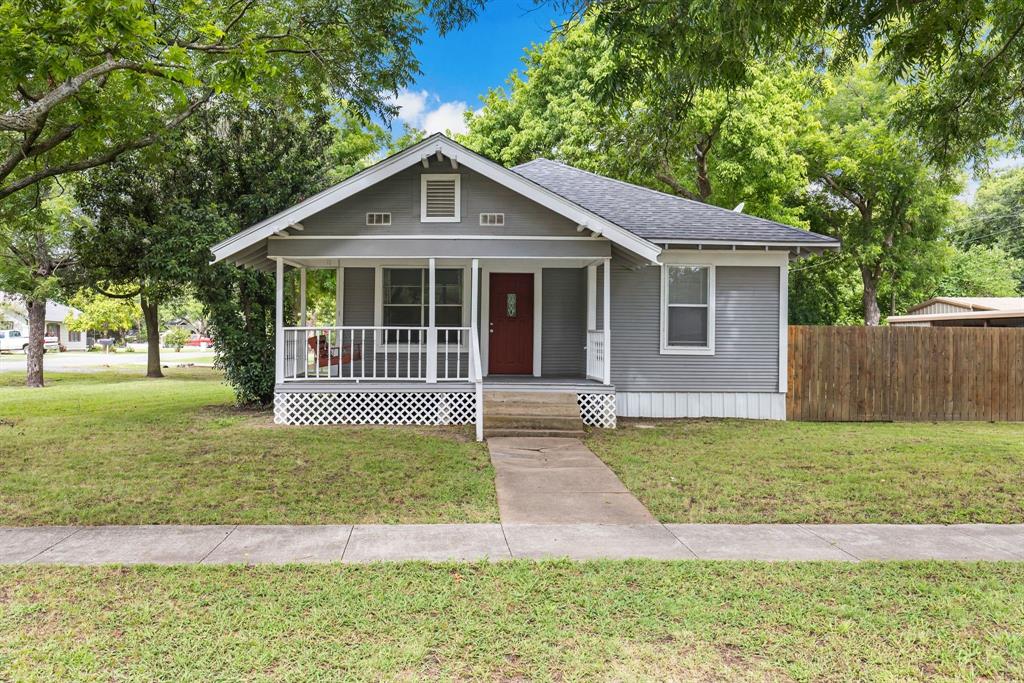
[388,3,564,135]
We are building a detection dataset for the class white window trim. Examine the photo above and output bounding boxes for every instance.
[374,264,471,351]
[660,263,716,355]
[365,212,391,226]
[479,212,504,226]
[420,173,461,223]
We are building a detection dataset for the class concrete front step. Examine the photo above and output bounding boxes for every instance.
[484,414,583,431]
[485,428,586,439]
[484,402,581,418]
[484,391,579,405]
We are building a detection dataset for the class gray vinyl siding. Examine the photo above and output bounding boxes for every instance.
[541,268,586,377]
[299,164,580,237]
[609,262,780,392]
[342,268,374,325]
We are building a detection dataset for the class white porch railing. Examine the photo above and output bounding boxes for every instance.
[586,329,606,382]
[282,326,472,382]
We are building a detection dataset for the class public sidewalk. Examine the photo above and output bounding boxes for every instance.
[2,523,1022,565]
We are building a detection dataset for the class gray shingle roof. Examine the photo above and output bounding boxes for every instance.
[513,158,838,246]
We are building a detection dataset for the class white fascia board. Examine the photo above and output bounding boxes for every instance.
[210,134,662,264]
[658,238,841,249]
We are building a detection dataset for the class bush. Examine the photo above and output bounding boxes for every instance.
[164,328,191,351]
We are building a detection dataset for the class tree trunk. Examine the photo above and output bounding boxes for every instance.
[25,296,46,387]
[140,295,163,378]
[860,266,882,326]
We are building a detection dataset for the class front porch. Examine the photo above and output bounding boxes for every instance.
[272,257,616,437]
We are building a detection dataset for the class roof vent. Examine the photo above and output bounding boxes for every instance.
[421,174,460,222]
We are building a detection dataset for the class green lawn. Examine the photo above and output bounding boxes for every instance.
[0,369,497,525]
[588,419,1024,523]
[1,562,1022,680]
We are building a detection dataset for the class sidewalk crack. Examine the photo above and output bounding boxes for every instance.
[21,527,82,564]
[660,523,699,559]
[199,525,237,564]
[498,522,514,560]
[339,525,355,562]
[798,525,861,561]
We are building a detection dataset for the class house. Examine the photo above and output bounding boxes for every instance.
[0,294,88,350]
[210,134,840,439]
[889,297,1024,328]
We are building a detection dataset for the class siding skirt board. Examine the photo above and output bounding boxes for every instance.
[617,392,786,420]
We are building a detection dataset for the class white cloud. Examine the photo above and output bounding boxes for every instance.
[422,101,471,136]
[393,89,429,126]
[390,89,472,136]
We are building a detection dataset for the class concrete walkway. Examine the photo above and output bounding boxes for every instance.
[487,437,656,524]
[2,523,1022,564]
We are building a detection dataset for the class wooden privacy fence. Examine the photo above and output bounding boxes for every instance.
[787,325,1024,422]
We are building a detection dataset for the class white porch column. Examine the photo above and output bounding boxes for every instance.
[586,263,597,331]
[275,258,284,383]
[335,265,344,325]
[426,258,437,382]
[470,258,480,339]
[299,268,307,326]
[602,257,611,385]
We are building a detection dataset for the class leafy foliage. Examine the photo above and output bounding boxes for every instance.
[579,0,1024,164]
[802,61,961,324]
[935,245,1023,298]
[0,0,481,200]
[163,327,191,351]
[75,100,375,403]
[66,287,140,338]
[461,21,816,225]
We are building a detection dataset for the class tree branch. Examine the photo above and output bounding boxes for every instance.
[655,156,700,200]
[0,59,143,132]
[0,90,212,200]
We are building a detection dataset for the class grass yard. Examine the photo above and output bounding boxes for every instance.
[0,369,497,525]
[588,419,1024,524]
[1,562,1022,681]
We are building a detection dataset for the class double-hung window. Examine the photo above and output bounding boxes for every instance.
[381,267,464,343]
[661,264,715,354]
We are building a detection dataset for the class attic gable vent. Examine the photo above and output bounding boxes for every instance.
[421,174,460,222]
[479,212,504,226]
[366,212,391,226]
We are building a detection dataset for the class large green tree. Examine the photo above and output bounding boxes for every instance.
[935,245,1023,298]
[461,20,816,225]
[75,100,349,386]
[0,186,81,386]
[957,167,1024,285]
[1,0,480,201]
[577,0,1024,164]
[803,62,961,325]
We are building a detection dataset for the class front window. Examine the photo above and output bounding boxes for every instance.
[46,322,60,338]
[382,268,463,342]
[662,265,714,353]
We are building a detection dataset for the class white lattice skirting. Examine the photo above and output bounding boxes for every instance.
[275,390,617,429]
[578,393,617,428]
[274,391,476,426]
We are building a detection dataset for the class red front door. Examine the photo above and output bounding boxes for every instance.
[489,273,534,374]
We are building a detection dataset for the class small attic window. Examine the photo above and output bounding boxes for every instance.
[366,212,391,226]
[479,212,504,226]
[421,174,460,222]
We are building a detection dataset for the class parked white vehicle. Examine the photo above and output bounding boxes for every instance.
[0,329,59,352]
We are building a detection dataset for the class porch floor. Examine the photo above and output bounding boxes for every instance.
[276,376,613,393]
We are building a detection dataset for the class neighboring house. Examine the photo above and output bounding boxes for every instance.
[0,293,88,350]
[211,134,840,438]
[889,297,1024,328]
